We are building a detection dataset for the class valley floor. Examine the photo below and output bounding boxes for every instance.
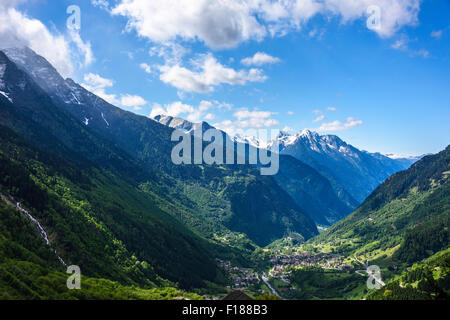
[207,241,449,300]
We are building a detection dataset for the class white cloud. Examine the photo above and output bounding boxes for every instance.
[81,73,147,110]
[149,103,166,119]
[0,6,73,77]
[233,109,274,120]
[69,30,94,67]
[431,30,443,39]
[321,0,421,38]
[239,117,279,128]
[165,101,194,117]
[91,0,109,10]
[308,28,325,40]
[214,107,279,135]
[81,73,118,105]
[0,3,93,77]
[287,111,294,115]
[391,36,430,58]
[176,91,187,100]
[112,0,266,49]
[241,52,281,66]
[281,126,296,133]
[159,53,267,93]
[215,101,233,111]
[214,118,279,137]
[121,51,134,60]
[112,0,422,50]
[82,73,113,89]
[0,1,25,10]
[313,114,325,122]
[139,63,152,74]
[199,100,213,111]
[150,101,278,130]
[213,120,236,135]
[311,107,336,122]
[316,117,363,131]
[149,100,227,122]
[149,42,189,66]
[120,94,147,110]
[411,49,429,58]
[391,38,408,51]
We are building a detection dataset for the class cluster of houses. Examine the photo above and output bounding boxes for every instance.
[269,251,352,277]
[217,260,260,290]
[217,250,353,295]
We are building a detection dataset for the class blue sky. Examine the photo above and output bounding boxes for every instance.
[1,0,449,156]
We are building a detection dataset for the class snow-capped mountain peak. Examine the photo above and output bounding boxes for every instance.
[3,47,87,106]
[2,47,117,129]
[154,115,271,149]
[299,129,317,138]
[233,133,268,149]
[3,47,65,94]
[269,129,348,155]
[153,114,215,138]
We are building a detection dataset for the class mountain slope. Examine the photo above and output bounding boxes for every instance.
[272,130,416,203]
[0,51,227,288]
[154,115,356,225]
[312,145,450,265]
[274,154,356,225]
[0,121,221,288]
[0,196,201,300]
[367,248,449,300]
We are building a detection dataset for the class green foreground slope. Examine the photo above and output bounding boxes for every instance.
[0,199,201,300]
[0,124,220,290]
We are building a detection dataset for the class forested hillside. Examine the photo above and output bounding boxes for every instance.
[0,124,221,289]
[368,248,449,300]
[312,146,450,265]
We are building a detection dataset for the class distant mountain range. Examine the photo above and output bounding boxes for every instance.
[153,114,418,224]
[271,130,417,203]
[153,115,358,225]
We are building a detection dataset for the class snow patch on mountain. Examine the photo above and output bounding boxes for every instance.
[155,115,270,149]
[233,133,268,149]
[154,114,213,137]
[101,112,110,127]
[267,129,358,157]
[3,47,87,107]
[3,47,65,93]
[384,153,423,161]
[0,90,12,103]
[0,63,6,88]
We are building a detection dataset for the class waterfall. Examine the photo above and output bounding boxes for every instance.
[16,202,67,266]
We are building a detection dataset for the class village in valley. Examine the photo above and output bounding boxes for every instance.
[217,248,354,298]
